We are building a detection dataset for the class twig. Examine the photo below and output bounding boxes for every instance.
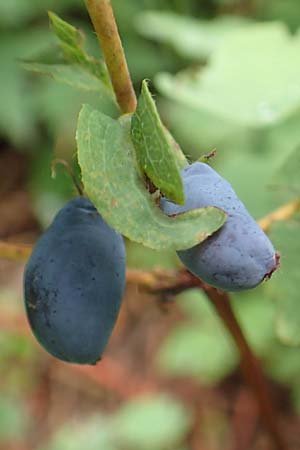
[258,198,300,232]
[85,0,137,113]
[0,241,32,262]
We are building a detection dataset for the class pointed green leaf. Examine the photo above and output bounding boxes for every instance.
[76,104,226,251]
[22,62,107,92]
[48,11,83,50]
[131,80,186,205]
[48,12,111,86]
[23,14,113,97]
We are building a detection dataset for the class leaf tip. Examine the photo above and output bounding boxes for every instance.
[47,10,57,24]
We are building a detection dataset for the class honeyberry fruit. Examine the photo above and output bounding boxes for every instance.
[24,197,126,364]
[160,162,278,291]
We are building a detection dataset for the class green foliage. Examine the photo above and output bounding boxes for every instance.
[48,12,110,82]
[258,0,300,32]
[0,333,35,362]
[126,240,178,269]
[158,319,238,383]
[44,395,192,450]
[77,105,226,250]
[27,147,76,228]
[158,287,290,385]
[2,0,300,441]
[0,29,53,146]
[156,23,300,127]
[112,395,192,450]
[24,12,113,96]
[132,80,186,204]
[272,145,300,195]
[43,415,115,450]
[0,2,178,148]
[267,221,300,345]
[143,10,300,361]
[0,396,29,440]
[23,62,108,91]
[157,98,300,219]
[0,0,81,28]
[136,11,251,59]
[157,290,237,383]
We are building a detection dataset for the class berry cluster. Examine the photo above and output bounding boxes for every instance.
[24,164,277,364]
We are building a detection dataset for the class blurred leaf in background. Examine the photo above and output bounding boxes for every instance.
[112,395,192,450]
[0,29,53,147]
[266,220,300,346]
[157,290,238,383]
[44,395,192,450]
[156,23,300,127]
[136,11,251,60]
[0,395,30,440]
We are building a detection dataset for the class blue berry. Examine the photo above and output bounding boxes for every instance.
[161,163,278,291]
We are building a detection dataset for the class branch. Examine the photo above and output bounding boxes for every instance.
[85,0,137,113]
[0,241,32,262]
[201,286,286,450]
[258,198,300,232]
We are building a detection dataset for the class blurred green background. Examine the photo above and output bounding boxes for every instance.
[1,0,300,449]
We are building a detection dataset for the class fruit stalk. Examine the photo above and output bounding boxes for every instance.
[85,0,137,113]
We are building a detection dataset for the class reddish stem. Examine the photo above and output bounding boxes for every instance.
[199,281,286,450]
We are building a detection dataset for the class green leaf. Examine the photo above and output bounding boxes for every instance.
[22,62,107,92]
[45,415,116,450]
[265,343,300,384]
[158,287,279,385]
[0,29,53,147]
[112,395,192,450]
[233,289,276,357]
[260,0,300,32]
[131,80,186,204]
[49,10,83,50]
[271,145,300,195]
[126,241,178,270]
[0,0,81,27]
[48,11,109,83]
[23,13,113,98]
[266,221,300,346]
[136,11,251,60]
[156,23,300,127]
[158,322,237,384]
[0,396,29,440]
[77,104,226,250]
[157,290,238,384]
